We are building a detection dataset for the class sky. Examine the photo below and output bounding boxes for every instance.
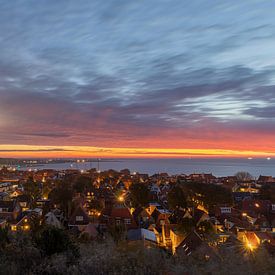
[1,0,275,158]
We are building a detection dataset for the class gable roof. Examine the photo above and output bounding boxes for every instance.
[193,208,208,225]
[110,205,133,219]
[45,212,62,228]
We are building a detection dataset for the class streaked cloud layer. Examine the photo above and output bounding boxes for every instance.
[0,1,275,157]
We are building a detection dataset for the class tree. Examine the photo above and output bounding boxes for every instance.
[42,179,53,199]
[23,177,41,206]
[109,224,126,244]
[185,182,232,211]
[48,182,73,217]
[35,226,79,257]
[0,227,9,251]
[30,215,44,239]
[235,171,253,182]
[167,185,187,210]
[129,182,150,207]
[73,175,91,193]
[259,184,275,202]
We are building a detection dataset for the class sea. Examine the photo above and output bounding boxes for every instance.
[19,158,275,178]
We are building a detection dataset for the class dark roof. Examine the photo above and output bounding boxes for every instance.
[193,208,207,225]
[69,206,90,226]
[16,194,31,202]
[0,200,17,212]
[110,205,133,219]
[177,230,202,255]
[132,206,147,220]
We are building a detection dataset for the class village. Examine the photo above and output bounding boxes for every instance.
[0,165,274,262]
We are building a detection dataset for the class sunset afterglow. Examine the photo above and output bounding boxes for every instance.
[1,144,275,159]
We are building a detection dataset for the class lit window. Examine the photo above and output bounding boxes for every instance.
[24,225,30,231]
[11,225,17,231]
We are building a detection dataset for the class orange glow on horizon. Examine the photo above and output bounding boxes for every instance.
[1,144,275,158]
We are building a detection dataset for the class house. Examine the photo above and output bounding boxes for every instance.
[258,176,275,185]
[151,208,172,227]
[100,203,136,229]
[0,182,13,192]
[242,200,271,216]
[45,212,62,228]
[160,224,174,248]
[169,225,186,254]
[69,206,90,231]
[254,215,270,231]
[36,199,51,208]
[237,231,273,251]
[233,192,253,203]
[0,200,21,221]
[150,183,160,195]
[10,214,31,232]
[132,206,151,227]
[109,204,136,229]
[158,184,170,201]
[169,208,186,224]
[0,192,10,201]
[176,230,203,256]
[145,202,162,215]
[193,208,209,226]
[10,189,23,198]
[52,208,65,224]
[127,228,157,247]
[10,209,41,232]
[16,194,31,211]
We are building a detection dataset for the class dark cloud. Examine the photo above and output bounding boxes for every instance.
[0,1,275,149]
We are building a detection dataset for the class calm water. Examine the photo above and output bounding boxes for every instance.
[20,158,275,178]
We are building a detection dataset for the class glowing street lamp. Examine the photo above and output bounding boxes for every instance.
[118,195,124,202]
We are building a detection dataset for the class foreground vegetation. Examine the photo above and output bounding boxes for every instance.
[0,226,274,275]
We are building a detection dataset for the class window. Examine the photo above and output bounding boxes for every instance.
[76,216,84,221]
[124,218,131,225]
[115,218,121,225]
[220,207,231,214]
[11,225,17,231]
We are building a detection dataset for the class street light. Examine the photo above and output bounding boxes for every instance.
[118,195,124,202]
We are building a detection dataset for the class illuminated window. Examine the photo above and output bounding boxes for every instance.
[11,225,17,231]
[24,225,30,230]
